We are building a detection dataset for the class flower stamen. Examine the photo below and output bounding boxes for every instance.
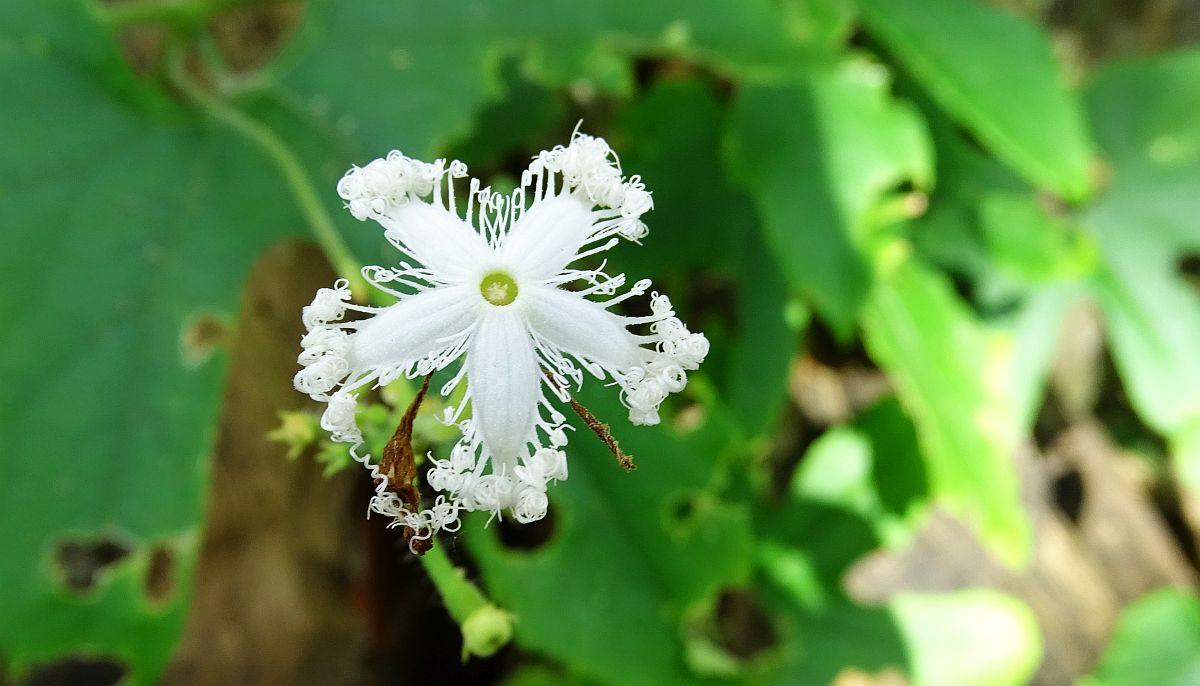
[480,271,518,306]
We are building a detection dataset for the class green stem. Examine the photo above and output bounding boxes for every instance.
[420,545,488,622]
[166,47,367,298]
[421,545,515,659]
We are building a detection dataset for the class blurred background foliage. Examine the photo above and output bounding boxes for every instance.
[2,0,1200,684]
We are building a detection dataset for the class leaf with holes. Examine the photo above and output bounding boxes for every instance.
[758,426,907,681]
[463,385,753,686]
[0,9,308,681]
[857,0,1094,201]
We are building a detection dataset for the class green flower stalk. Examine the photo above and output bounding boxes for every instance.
[419,545,514,660]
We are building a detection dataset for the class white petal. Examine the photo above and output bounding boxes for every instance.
[379,200,492,282]
[468,308,540,464]
[524,285,646,372]
[499,193,597,281]
[348,285,479,370]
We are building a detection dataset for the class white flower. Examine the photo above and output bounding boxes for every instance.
[294,130,709,539]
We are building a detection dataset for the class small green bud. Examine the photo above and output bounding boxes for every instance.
[460,603,515,660]
[266,411,319,459]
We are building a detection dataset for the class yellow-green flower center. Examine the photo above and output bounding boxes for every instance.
[480,271,518,306]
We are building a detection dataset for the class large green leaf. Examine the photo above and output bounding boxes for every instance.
[861,257,1029,565]
[615,79,748,274]
[857,0,1094,201]
[464,386,753,686]
[0,11,307,683]
[725,231,797,440]
[1083,50,1200,434]
[611,78,795,438]
[726,57,932,337]
[1087,240,1200,435]
[1084,589,1200,686]
[273,0,853,163]
[1086,50,1200,183]
[1083,50,1200,491]
[905,91,1027,304]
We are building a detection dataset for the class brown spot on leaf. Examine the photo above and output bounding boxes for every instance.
[714,589,777,660]
[180,312,230,366]
[667,492,700,527]
[672,400,706,433]
[1179,253,1200,292]
[144,544,176,605]
[54,537,131,593]
[210,2,303,73]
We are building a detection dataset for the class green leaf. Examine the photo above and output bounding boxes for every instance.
[1089,257,1200,435]
[857,0,1094,201]
[1174,425,1200,510]
[890,590,1042,686]
[464,386,753,686]
[790,419,928,548]
[756,501,908,684]
[0,18,305,683]
[615,79,748,274]
[861,257,1029,565]
[978,193,1097,284]
[726,57,932,337]
[792,427,879,515]
[612,78,797,439]
[275,0,851,162]
[1086,50,1200,181]
[756,430,910,683]
[726,231,797,439]
[855,398,930,528]
[0,1,119,70]
[502,665,597,686]
[997,286,1080,437]
[1085,589,1200,686]
[1083,51,1200,440]
[446,61,568,171]
[906,95,1027,299]
[766,594,908,686]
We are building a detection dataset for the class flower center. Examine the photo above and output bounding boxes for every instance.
[479,271,518,306]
